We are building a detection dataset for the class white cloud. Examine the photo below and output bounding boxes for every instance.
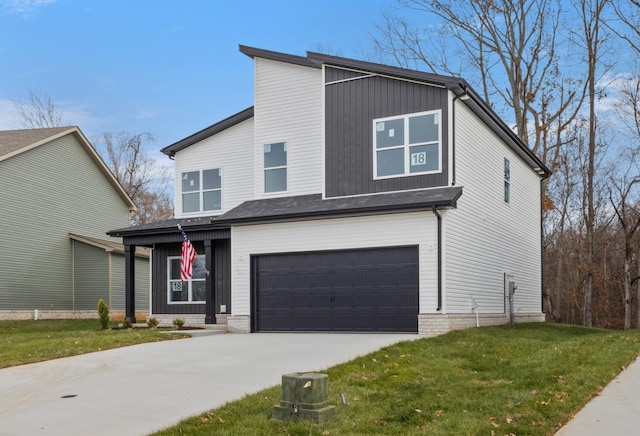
[1,0,56,17]
[0,99,20,129]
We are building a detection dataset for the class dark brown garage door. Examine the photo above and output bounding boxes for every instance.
[252,246,419,332]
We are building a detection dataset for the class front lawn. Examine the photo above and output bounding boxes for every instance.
[152,323,640,436]
[0,319,187,368]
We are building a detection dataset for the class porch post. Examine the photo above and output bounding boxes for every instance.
[204,239,216,324]
[124,244,136,323]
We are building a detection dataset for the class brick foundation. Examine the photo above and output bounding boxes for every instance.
[227,315,251,333]
[418,312,546,336]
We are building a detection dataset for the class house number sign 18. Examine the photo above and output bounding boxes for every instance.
[410,151,427,166]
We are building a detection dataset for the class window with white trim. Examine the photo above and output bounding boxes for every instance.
[167,255,206,303]
[504,158,511,204]
[264,142,287,193]
[182,169,222,213]
[373,110,441,179]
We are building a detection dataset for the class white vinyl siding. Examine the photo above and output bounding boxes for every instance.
[444,100,542,314]
[230,212,438,316]
[253,58,324,197]
[174,118,255,218]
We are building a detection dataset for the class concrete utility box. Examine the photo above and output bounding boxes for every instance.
[272,372,336,423]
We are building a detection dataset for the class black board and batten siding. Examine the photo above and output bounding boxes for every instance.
[151,239,231,316]
[324,66,449,198]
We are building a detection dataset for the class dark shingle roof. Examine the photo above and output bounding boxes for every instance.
[216,187,463,225]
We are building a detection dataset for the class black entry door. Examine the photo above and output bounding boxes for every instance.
[252,246,419,332]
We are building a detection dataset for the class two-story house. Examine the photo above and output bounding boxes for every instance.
[108,45,550,335]
[0,127,149,320]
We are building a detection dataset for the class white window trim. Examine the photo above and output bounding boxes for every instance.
[181,168,223,214]
[373,109,442,180]
[167,255,206,304]
[263,141,288,194]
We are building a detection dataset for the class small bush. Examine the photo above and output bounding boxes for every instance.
[122,317,132,329]
[97,299,109,330]
[147,317,159,329]
[173,318,185,329]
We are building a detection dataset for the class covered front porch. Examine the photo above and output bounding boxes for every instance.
[107,217,231,325]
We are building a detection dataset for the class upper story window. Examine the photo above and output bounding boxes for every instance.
[373,110,441,179]
[504,158,511,204]
[264,142,287,193]
[182,169,222,214]
[167,255,206,303]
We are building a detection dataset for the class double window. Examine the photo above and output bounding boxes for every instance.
[182,169,222,213]
[167,255,206,303]
[374,110,441,179]
[264,142,287,193]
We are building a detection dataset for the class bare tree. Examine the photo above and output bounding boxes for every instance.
[98,131,173,225]
[609,0,640,55]
[573,0,611,327]
[371,0,583,166]
[13,89,67,128]
[12,91,174,225]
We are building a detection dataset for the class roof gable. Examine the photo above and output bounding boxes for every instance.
[0,126,137,210]
[161,107,254,157]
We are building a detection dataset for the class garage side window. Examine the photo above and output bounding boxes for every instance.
[264,142,287,193]
[504,158,511,204]
[167,255,206,303]
[374,110,441,179]
[182,169,222,213]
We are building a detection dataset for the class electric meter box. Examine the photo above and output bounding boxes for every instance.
[272,372,336,423]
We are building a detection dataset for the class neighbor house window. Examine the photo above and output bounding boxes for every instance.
[264,142,287,193]
[374,110,441,178]
[182,169,222,213]
[167,255,206,303]
[504,158,511,204]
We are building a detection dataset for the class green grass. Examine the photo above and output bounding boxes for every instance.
[151,323,640,436]
[0,319,187,368]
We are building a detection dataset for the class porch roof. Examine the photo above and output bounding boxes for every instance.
[216,186,463,225]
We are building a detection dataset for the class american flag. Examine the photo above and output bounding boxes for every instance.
[180,229,196,281]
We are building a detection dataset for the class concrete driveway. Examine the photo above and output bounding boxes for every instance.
[0,332,415,435]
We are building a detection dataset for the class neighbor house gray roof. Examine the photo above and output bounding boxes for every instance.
[69,233,150,258]
[0,127,72,159]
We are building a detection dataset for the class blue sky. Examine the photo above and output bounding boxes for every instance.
[0,0,396,156]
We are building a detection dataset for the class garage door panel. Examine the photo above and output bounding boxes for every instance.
[254,246,419,332]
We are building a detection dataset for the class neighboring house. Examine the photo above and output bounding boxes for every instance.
[0,127,149,320]
[108,45,550,335]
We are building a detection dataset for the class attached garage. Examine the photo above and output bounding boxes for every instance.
[252,246,419,332]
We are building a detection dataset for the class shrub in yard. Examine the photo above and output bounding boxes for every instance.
[172,318,185,329]
[97,299,109,330]
[122,317,132,329]
[147,317,159,329]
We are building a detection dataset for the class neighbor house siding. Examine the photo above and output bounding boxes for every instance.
[443,100,542,314]
[72,241,109,310]
[110,253,149,312]
[253,58,324,197]
[230,212,439,317]
[0,134,131,310]
[324,66,449,197]
[173,118,255,218]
